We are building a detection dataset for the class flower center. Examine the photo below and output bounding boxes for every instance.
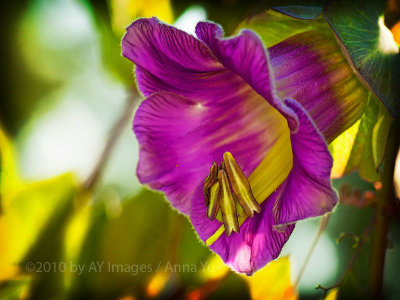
[203,152,261,236]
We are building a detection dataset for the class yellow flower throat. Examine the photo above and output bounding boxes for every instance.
[203,125,293,246]
[204,152,261,236]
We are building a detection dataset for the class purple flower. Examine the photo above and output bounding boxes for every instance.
[122,18,365,275]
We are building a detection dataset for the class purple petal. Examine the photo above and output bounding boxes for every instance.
[190,98,336,274]
[133,90,288,214]
[269,31,368,142]
[122,18,244,103]
[273,99,338,225]
[195,21,299,131]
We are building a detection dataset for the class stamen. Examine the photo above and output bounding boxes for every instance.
[207,182,221,220]
[223,152,261,217]
[203,162,218,206]
[203,152,261,237]
[218,169,239,236]
[205,132,292,245]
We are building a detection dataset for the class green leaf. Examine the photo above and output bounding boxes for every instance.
[238,10,393,182]
[235,9,332,47]
[0,125,78,290]
[273,2,326,20]
[330,94,393,182]
[242,256,297,299]
[0,279,30,300]
[0,171,77,299]
[22,188,77,300]
[170,0,327,34]
[0,128,21,207]
[69,189,210,299]
[323,0,400,117]
[344,95,382,181]
[237,10,370,145]
[372,101,393,168]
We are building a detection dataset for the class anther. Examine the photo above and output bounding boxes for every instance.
[207,182,221,220]
[218,169,239,235]
[223,152,261,217]
[203,152,260,237]
[203,162,218,206]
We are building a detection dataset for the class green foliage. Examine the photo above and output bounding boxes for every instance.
[329,94,393,182]
[273,2,326,20]
[237,10,392,182]
[85,0,134,87]
[343,94,393,181]
[0,172,77,299]
[22,188,76,300]
[324,0,400,117]
[235,10,331,46]
[68,189,211,299]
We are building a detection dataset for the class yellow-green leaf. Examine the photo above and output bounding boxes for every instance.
[242,256,297,300]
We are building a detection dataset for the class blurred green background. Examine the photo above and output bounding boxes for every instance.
[0,1,399,299]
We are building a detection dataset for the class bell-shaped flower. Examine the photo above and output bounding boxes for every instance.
[122,17,367,275]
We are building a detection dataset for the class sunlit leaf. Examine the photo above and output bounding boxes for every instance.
[242,256,297,300]
[323,0,400,117]
[1,126,76,299]
[324,287,339,300]
[0,125,78,284]
[329,121,361,178]
[0,170,77,300]
[236,10,331,47]
[110,0,173,36]
[22,189,77,300]
[372,100,393,168]
[0,174,77,280]
[198,254,229,282]
[0,128,22,203]
[89,0,174,86]
[64,191,93,264]
[171,0,331,34]
[330,94,393,182]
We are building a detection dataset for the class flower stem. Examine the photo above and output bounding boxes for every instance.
[83,89,138,191]
[316,216,373,297]
[369,119,400,298]
[294,214,330,288]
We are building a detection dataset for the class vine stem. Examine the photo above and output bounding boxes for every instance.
[83,89,138,191]
[294,214,330,288]
[369,119,400,298]
[316,215,373,297]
